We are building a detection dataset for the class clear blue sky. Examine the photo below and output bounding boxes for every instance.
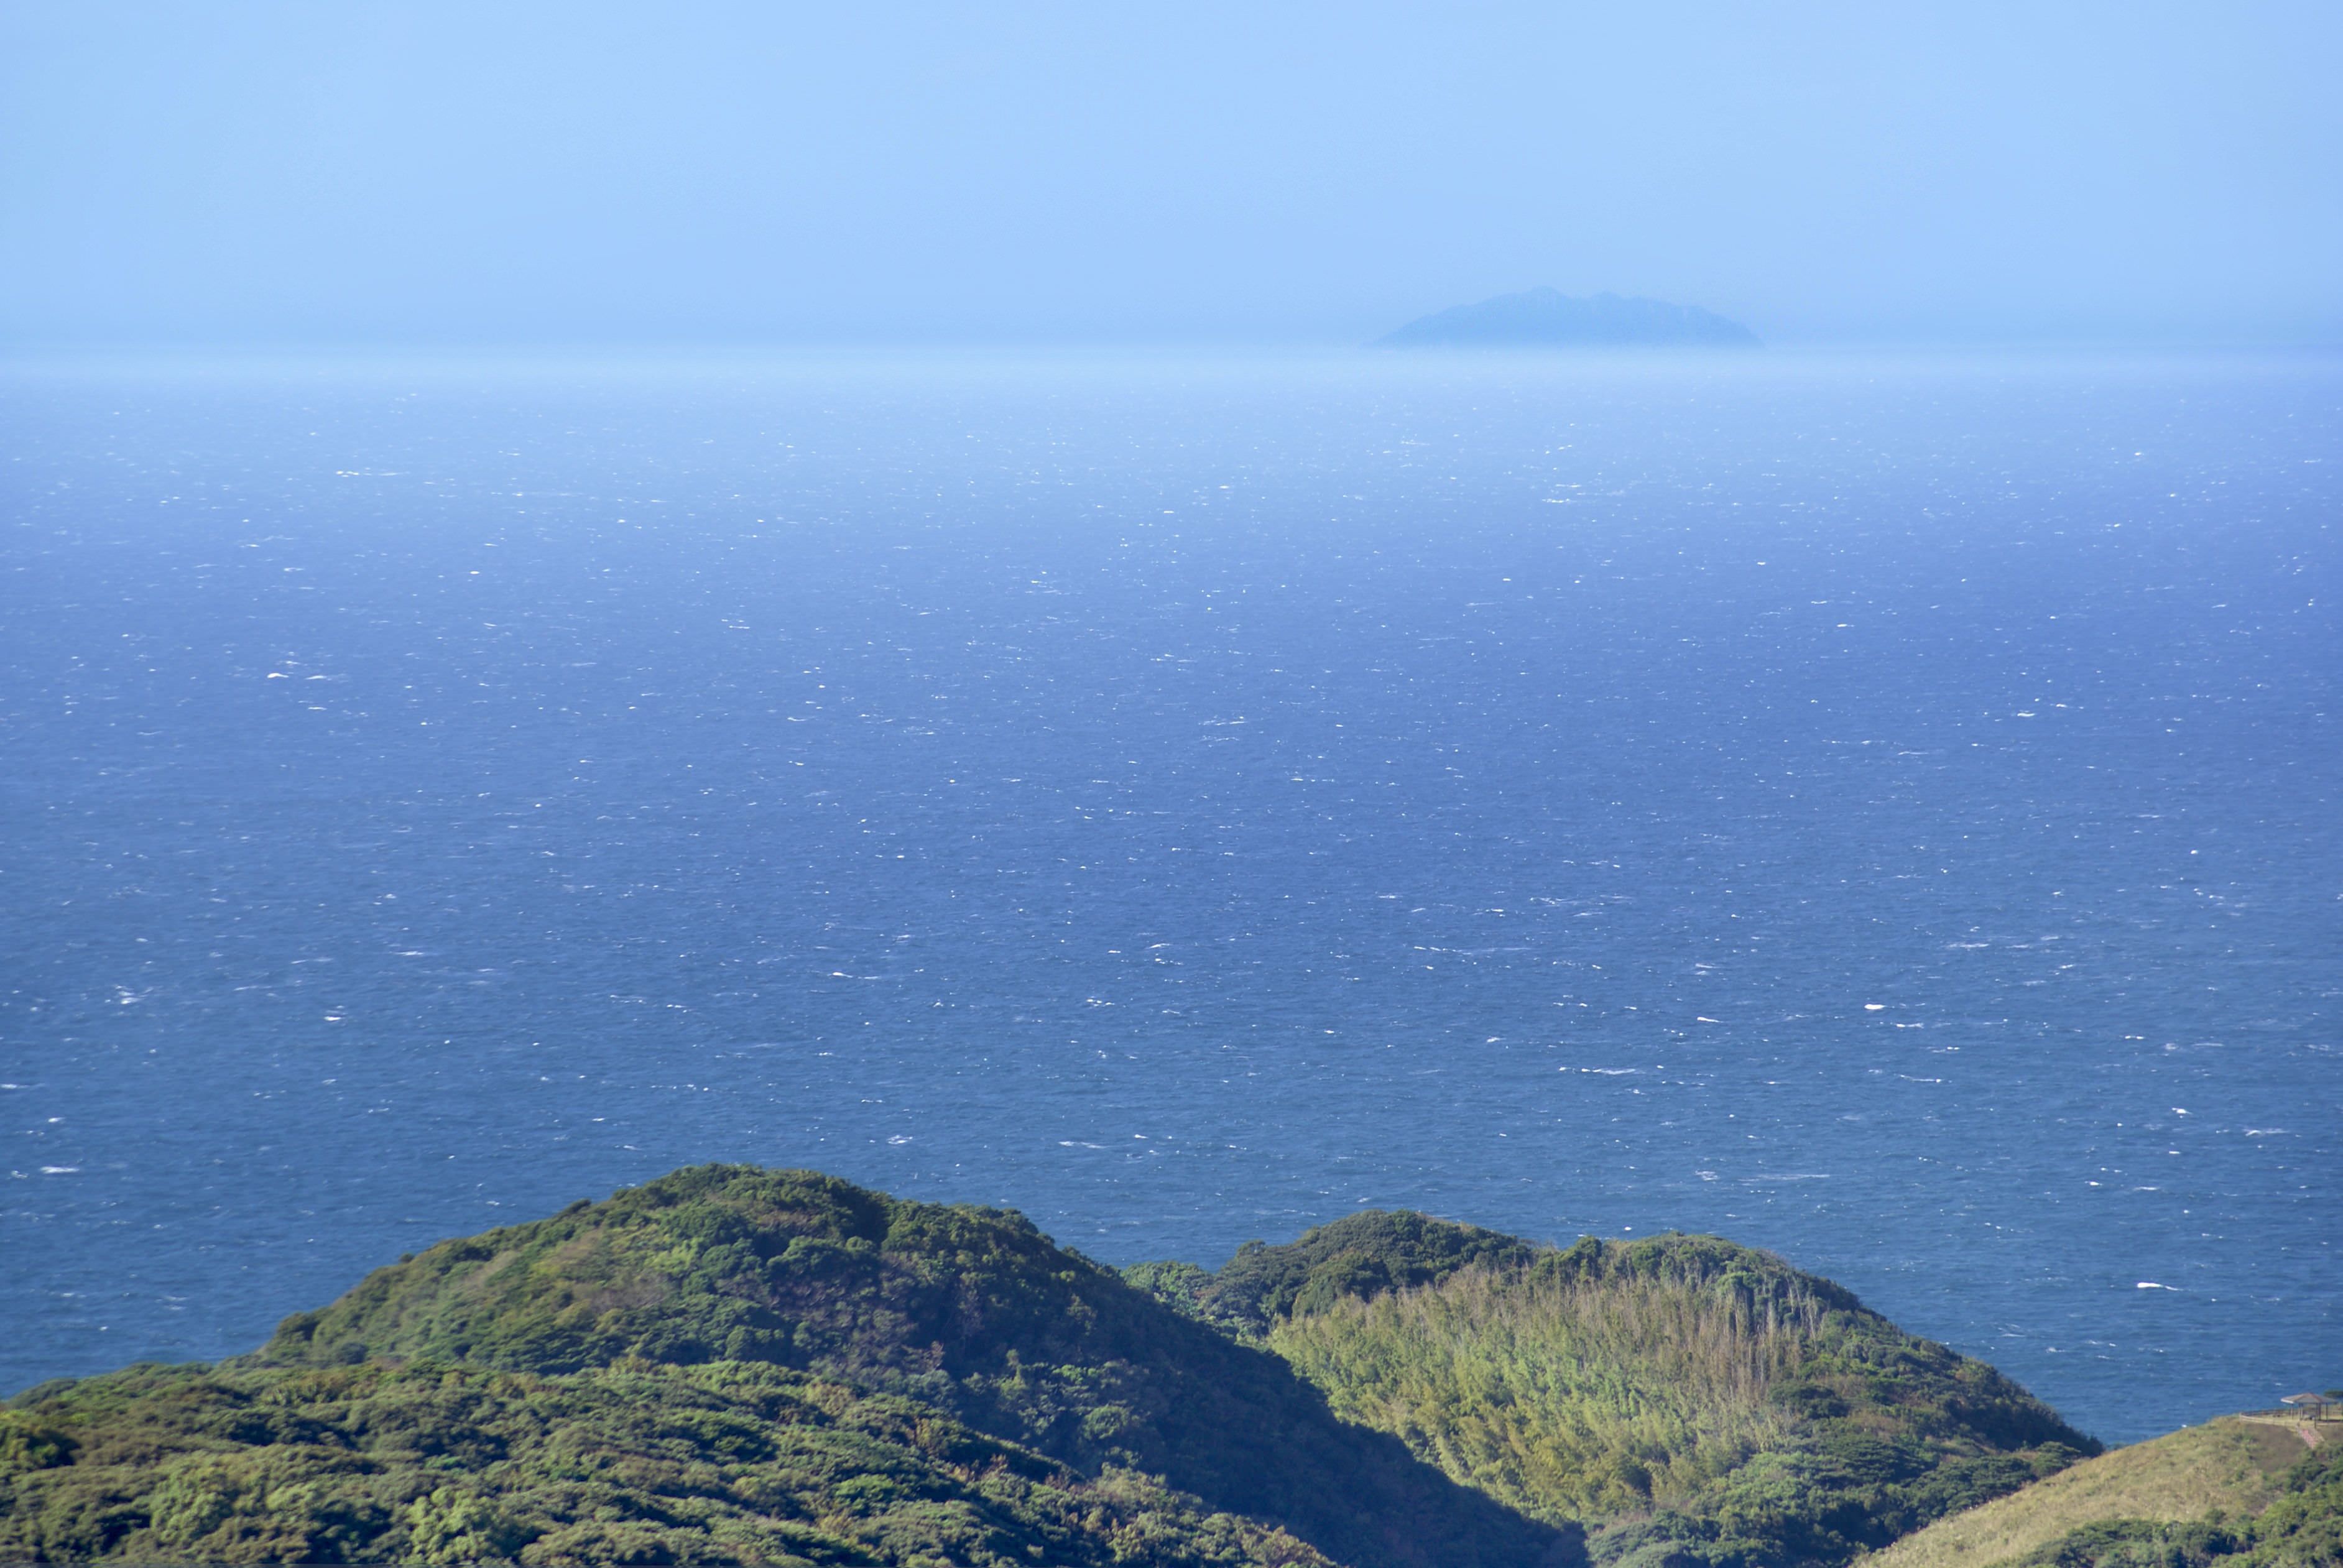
[4,2,2337,346]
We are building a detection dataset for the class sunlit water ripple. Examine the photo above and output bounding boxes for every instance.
[2,351,2336,1442]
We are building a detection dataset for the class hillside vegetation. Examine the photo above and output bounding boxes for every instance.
[0,1360,1329,1567]
[1,1166,2151,1567]
[1869,1420,2306,1568]
[4,1166,1568,1568]
[1869,1418,2340,1568]
[1134,1213,2096,1568]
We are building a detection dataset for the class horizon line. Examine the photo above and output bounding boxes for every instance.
[5,333,2340,362]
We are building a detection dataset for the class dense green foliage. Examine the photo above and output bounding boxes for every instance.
[37,1166,1571,1568]
[1997,1519,2253,1568]
[1132,1213,2097,1568]
[1181,1211,1540,1337]
[2243,1440,2343,1567]
[4,1167,2196,1568]
[0,1358,1330,1566]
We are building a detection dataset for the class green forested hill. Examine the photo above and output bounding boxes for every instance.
[4,1166,1567,1568]
[1130,1212,2097,1568]
[1,1166,2121,1567]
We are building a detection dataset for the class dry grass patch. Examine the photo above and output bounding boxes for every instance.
[1866,1419,2310,1568]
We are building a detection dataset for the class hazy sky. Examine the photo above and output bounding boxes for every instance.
[4,2,2338,346]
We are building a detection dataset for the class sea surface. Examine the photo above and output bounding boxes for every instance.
[2,350,2336,1442]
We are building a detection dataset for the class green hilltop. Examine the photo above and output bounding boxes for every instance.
[1129,1211,2093,1568]
[8,1162,2274,1568]
[2,1166,1566,1568]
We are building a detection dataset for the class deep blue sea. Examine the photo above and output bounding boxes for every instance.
[3,351,2336,1442]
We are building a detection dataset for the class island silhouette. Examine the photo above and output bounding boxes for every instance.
[1380,285,1758,348]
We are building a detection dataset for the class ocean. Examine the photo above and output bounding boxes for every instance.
[2,350,2335,1442]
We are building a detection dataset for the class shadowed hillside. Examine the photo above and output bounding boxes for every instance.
[1132,1212,2097,1568]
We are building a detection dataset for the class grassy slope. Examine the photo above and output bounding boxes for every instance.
[1867,1419,2316,1568]
[4,1166,1571,1568]
[0,1360,1330,1567]
[1135,1214,2096,1568]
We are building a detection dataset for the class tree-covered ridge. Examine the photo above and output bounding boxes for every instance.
[0,1358,1332,1567]
[251,1165,1576,1568]
[1130,1214,2097,1568]
[1179,1209,1541,1337]
[0,1168,2137,1568]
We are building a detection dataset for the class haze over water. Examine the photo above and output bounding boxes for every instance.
[2,351,2336,1442]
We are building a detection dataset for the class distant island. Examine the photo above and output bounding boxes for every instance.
[1379,287,1758,349]
[4,1164,2336,1566]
